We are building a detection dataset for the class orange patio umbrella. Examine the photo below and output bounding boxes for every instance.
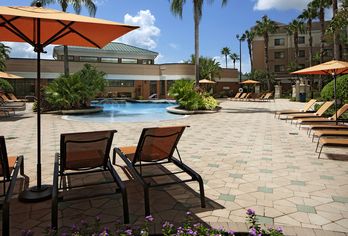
[0,3,138,201]
[0,71,23,79]
[199,79,216,84]
[240,79,260,84]
[291,60,348,124]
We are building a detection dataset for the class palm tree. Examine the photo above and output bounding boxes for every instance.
[0,43,11,71]
[287,19,305,67]
[229,53,239,69]
[241,30,255,71]
[170,0,228,88]
[32,0,97,77]
[312,0,331,63]
[332,0,340,59]
[221,47,230,68]
[298,2,317,66]
[255,15,278,90]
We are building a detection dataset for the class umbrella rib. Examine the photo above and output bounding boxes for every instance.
[42,21,75,48]
[57,20,102,48]
[0,16,35,47]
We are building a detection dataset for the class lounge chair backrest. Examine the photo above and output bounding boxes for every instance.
[7,93,18,101]
[0,136,10,180]
[262,92,273,100]
[245,93,252,99]
[60,130,116,171]
[239,93,247,99]
[133,126,187,163]
[234,92,241,98]
[0,94,10,102]
[332,104,348,120]
[303,99,317,112]
[315,101,334,116]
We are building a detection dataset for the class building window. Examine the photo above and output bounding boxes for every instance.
[274,38,285,46]
[298,50,305,58]
[142,59,153,65]
[274,64,285,72]
[298,36,305,44]
[121,58,137,64]
[79,56,98,62]
[107,80,134,87]
[274,51,285,59]
[101,57,119,63]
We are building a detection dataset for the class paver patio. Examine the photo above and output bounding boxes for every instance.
[1,99,347,235]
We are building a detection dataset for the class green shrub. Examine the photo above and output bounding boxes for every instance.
[321,74,348,103]
[43,64,106,111]
[0,78,13,93]
[168,79,218,111]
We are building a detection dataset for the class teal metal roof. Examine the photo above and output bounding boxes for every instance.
[54,42,158,57]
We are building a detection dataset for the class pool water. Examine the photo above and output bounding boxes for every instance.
[62,102,186,122]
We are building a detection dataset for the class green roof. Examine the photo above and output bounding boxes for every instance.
[53,42,158,58]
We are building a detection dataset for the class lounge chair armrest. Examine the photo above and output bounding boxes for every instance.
[51,153,59,230]
[2,155,23,235]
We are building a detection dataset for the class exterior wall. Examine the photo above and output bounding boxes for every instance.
[5,59,240,98]
[251,21,348,81]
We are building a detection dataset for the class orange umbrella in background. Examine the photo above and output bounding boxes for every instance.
[0,2,138,201]
[291,60,348,124]
[240,79,260,84]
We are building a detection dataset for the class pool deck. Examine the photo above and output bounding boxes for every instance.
[1,99,348,235]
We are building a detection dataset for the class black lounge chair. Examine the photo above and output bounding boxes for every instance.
[52,130,129,230]
[113,126,205,216]
[0,136,24,236]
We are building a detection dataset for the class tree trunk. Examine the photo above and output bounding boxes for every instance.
[264,33,271,91]
[63,45,69,77]
[225,55,228,68]
[308,19,313,66]
[194,3,200,89]
[248,40,253,71]
[294,31,299,66]
[318,6,325,91]
[332,0,340,59]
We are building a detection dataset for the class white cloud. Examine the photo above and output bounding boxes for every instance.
[169,43,178,49]
[94,0,109,6]
[3,42,54,59]
[253,0,311,11]
[117,10,160,50]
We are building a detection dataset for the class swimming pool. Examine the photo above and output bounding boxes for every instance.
[62,101,186,122]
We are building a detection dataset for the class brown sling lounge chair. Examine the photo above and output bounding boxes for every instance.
[52,130,129,229]
[307,124,348,137]
[0,136,24,236]
[113,126,205,216]
[228,92,241,100]
[296,104,348,128]
[274,99,317,119]
[285,101,334,123]
[316,138,348,159]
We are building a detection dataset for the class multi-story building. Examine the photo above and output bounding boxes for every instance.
[252,21,348,81]
[5,42,239,98]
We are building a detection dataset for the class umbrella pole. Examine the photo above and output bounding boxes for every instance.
[333,73,338,125]
[19,18,52,202]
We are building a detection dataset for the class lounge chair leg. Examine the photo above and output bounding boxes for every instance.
[315,138,321,152]
[318,145,324,159]
[144,186,150,216]
[198,177,206,208]
[121,188,130,224]
[112,148,117,165]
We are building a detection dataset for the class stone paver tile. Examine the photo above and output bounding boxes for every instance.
[256,215,273,225]
[291,180,306,186]
[274,215,301,227]
[335,219,348,230]
[218,193,236,202]
[288,212,311,224]
[296,204,317,214]
[332,196,348,203]
[322,223,348,233]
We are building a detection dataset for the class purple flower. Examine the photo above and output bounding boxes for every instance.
[96,215,101,222]
[249,227,257,236]
[163,221,173,228]
[227,230,235,235]
[276,226,283,233]
[246,208,256,216]
[145,214,154,222]
[125,229,132,235]
[186,211,192,216]
[21,230,34,236]
[71,224,79,232]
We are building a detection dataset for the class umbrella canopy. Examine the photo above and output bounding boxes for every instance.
[240,79,260,84]
[199,79,216,84]
[291,60,348,76]
[0,71,23,79]
[291,60,348,125]
[0,6,138,48]
[0,3,138,201]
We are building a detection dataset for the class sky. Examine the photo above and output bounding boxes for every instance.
[1,0,327,73]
